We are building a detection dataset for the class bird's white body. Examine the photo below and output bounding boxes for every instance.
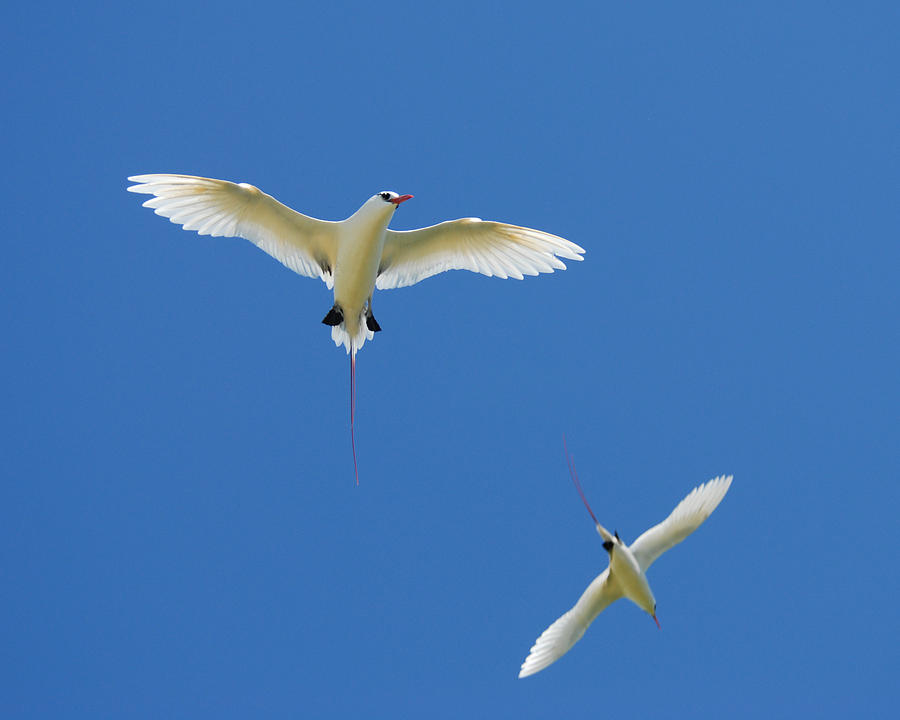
[519,474,733,678]
[604,530,655,616]
[330,196,396,351]
[126,174,585,355]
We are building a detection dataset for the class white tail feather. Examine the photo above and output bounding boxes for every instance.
[330,309,375,354]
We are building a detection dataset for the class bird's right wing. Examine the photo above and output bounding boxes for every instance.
[127,174,339,288]
[376,218,584,289]
[519,568,621,678]
[629,475,733,573]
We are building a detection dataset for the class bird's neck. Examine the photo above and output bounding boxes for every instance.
[346,203,393,231]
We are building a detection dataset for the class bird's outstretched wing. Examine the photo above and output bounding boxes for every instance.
[127,174,339,288]
[519,568,621,678]
[376,218,584,289]
[629,475,733,573]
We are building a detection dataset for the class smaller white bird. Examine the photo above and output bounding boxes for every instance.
[518,448,732,678]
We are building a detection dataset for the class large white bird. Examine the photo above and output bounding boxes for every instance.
[127,174,584,483]
[518,451,732,678]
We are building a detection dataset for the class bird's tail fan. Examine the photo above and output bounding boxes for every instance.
[330,309,375,355]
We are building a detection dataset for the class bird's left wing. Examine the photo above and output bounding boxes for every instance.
[127,174,339,288]
[629,475,733,573]
[519,568,621,678]
[376,218,584,289]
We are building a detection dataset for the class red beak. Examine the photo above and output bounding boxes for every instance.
[390,194,414,205]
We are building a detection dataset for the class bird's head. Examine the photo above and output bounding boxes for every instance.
[374,191,414,210]
[351,191,413,225]
[634,584,658,626]
[643,600,660,629]
[628,580,658,624]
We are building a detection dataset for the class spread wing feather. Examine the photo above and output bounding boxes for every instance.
[127,174,338,288]
[629,475,733,573]
[377,218,584,290]
[519,569,621,678]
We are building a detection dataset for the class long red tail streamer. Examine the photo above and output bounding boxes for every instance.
[350,351,359,486]
[563,435,597,524]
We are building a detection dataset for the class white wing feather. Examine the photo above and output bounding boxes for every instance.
[629,475,733,573]
[127,174,339,288]
[519,568,621,678]
[376,218,584,290]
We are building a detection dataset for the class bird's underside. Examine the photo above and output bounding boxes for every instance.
[126,173,585,356]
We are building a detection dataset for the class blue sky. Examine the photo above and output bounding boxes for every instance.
[2,1,898,717]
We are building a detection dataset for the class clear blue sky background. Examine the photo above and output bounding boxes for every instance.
[3,2,898,717]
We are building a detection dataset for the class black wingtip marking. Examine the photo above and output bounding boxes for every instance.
[322,305,343,326]
[366,314,382,332]
[614,530,620,541]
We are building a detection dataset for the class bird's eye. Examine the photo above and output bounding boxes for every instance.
[380,192,391,201]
